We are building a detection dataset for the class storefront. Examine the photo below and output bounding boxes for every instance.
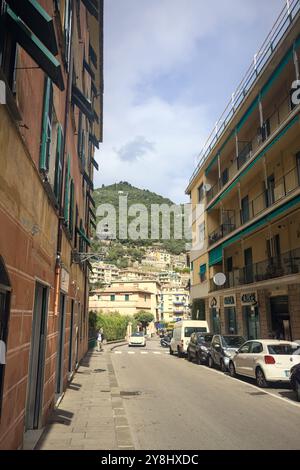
[209,296,221,334]
[241,291,260,340]
[223,295,237,334]
[270,295,291,341]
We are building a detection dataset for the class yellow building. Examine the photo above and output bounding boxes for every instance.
[186,6,300,341]
[89,286,152,316]
[160,285,190,323]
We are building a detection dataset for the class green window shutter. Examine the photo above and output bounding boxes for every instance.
[54,124,64,203]
[209,246,223,267]
[69,179,74,236]
[200,264,207,275]
[64,155,71,223]
[40,77,53,171]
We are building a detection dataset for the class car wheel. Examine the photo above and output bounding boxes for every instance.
[220,359,227,373]
[256,368,268,388]
[208,356,214,368]
[229,361,236,378]
[187,351,192,362]
[296,381,300,402]
[169,347,174,356]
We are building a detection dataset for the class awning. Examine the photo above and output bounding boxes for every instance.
[91,157,99,171]
[89,132,99,149]
[209,246,223,267]
[71,84,94,121]
[6,7,64,90]
[5,0,58,55]
[81,0,99,20]
[89,43,97,68]
[87,192,96,207]
[200,264,207,275]
[89,207,96,221]
[78,227,91,246]
[83,58,95,80]
[83,171,94,190]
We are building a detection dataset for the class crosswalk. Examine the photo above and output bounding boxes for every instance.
[112,350,171,356]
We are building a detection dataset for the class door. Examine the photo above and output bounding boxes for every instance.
[243,306,260,340]
[266,174,275,207]
[270,296,291,341]
[25,283,48,430]
[241,196,250,224]
[225,307,237,334]
[244,248,253,283]
[68,299,75,374]
[56,293,66,397]
[235,341,252,375]
[248,341,264,378]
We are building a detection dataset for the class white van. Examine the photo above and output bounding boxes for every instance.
[170,320,209,357]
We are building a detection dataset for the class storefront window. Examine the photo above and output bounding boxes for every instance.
[243,306,260,340]
[225,307,237,334]
[211,308,221,334]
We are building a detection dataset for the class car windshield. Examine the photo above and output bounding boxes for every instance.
[267,344,300,355]
[131,332,144,337]
[198,334,213,344]
[184,327,207,338]
[222,336,245,348]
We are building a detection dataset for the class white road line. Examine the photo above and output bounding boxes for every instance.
[114,351,122,355]
[199,364,300,409]
[153,351,161,355]
[128,352,135,355]
[141,352,148,355]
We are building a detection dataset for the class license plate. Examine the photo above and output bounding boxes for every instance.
[284,370,290,378]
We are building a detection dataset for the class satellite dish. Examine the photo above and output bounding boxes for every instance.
[213,273,226,286]
[203,183,212,192]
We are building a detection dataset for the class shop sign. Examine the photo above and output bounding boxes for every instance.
[224,294,236,307]
[241,292,257,306]
[209,296,220,309]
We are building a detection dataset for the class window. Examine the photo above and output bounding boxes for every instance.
[63,155,71,225]
[226,257,233,273]
[0,3,17,91]
[199,264,207,283]
[250,342,263,354]
[97,295,101,301]
[199,222,205,243]
[125,294,129,302]
[64,0,72,69]
[110,295,115,302]
[239,342,251,354]
[222,168,229,186]
[198,184,204,203]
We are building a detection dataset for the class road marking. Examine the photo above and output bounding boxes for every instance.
[141,352,148,355]
[128,351,136,355]
[198,364,300,409]
[115,351,122,355]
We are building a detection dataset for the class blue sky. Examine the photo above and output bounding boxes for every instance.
[94,0,286,203]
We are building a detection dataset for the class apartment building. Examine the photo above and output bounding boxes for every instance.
[159,271,182,286]
[90,263,120,286]
[160,285,190,323]
[89,286,153,317]
[0,0,103,449]
[186,2,300,341]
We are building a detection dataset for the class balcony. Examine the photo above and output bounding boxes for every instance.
[206,93,299,206]
[210,247,300,291]
[208,167,300,247]
[173,301,184,306]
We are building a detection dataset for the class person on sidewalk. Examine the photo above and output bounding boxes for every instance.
[97,330,103,352]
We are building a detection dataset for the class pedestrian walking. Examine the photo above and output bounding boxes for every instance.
[97,330,103,352]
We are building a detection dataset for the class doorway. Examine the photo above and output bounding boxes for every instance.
[270,296,291,341]
[55,293,66,397]
[211,308,221,334]
[25,282,49,430]
[243,306,260,340]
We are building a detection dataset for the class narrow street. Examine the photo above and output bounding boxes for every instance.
[37,338,300,450]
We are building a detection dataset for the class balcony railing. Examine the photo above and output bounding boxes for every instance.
[189,0,300,185]
[208,166,300,246]
[206,93,298,205]
[210,247,300,291]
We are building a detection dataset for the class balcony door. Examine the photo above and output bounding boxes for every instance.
[241,196,250,224]
[244,248,253,283]
[266,174,275,207]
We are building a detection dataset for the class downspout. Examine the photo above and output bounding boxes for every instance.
[54,11,75,316]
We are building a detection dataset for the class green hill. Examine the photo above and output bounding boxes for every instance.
[91,182,187,258]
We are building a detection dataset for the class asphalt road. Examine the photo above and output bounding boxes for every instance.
[110,338,300,450]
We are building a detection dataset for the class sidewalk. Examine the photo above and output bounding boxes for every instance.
[35,347,135,450]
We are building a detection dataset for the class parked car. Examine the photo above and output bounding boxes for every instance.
[228,340,300,387]
[209,335,246,371]
[128,332,146,347]
[170,320,209,357]
[290,363,300,401]
[187,333,213,364]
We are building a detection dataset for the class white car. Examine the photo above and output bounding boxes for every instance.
[128,332,146,347]
[228,340,300,387]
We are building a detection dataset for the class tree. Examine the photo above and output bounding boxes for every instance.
[134,311,155,331]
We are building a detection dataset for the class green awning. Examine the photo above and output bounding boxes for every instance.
[200,264,207,275]
[72,85,94,121]
[81,0,99,19]
[91,157,99,171]
[78,228,91,246]
[208,114,300,211]
[5,0,58,55]
[209,246,223,267]
[6,7,64,90]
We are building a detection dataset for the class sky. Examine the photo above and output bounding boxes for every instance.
[94,0,286,203]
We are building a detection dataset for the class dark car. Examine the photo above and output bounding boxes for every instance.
[209,335,246,372]
[290,363,300,402]
[187,333,213,365]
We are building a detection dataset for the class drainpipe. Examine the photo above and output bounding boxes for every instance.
[54,16,75,316]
